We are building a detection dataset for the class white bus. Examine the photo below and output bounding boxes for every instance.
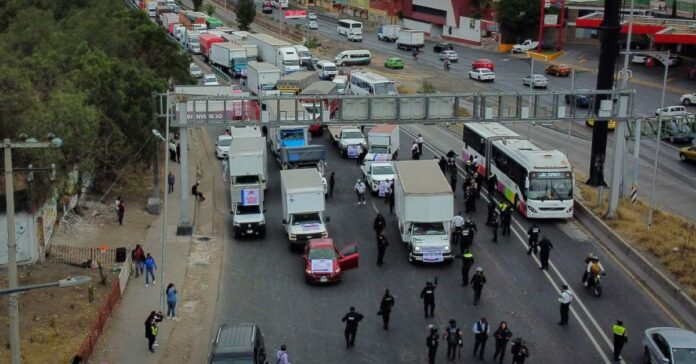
[337,19,363,36]
[348,71,398,96]
[461,122,574,219]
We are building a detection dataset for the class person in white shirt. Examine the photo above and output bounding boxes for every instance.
[451,212,465,246]
[355,179,366,205]
[558,284,573,325]
[417,134,424,156]
[276,344,290,364]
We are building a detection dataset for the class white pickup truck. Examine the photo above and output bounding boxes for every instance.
[328,125,366,159]
[512,39,539,53]
[360,161,395,195]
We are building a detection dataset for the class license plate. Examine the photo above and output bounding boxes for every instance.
[320,276,328,282]
[246,229,253,234]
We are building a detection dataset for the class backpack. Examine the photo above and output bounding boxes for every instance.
[447,326,460,343]
[590,262,601,275]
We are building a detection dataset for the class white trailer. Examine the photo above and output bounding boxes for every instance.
[281,169,329,249]
[396,29,425,51]
[228,136,268,190]
[210,42,249,78]
[246,33,300,74]
[366,124,399,161]
[247,62,281,95]
[377,25,400,42]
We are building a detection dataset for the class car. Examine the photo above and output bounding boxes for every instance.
[308,12,317,20]
[661,55,683,67]
[680,92,696,106]
[347,32,362,42]
[215,134,232,159]
[468,68,495,82]
[632,54,647,64]
[433,42,453,53]
[261,0,272,13]
[656,105,689,117]
[209,323,267,364]
[585,118,616,130]
[303,238,359,284]
[384,57,404,69]
[643,327,696,364]
[680,146,696,162]
[565,89,594,107]
[190,63,203,78]
[439,50,458,62]
[203,73,219,86]
[472,58,494,71]
[523,74,548,88]
[545,64,571,77]
[308,20,318,29]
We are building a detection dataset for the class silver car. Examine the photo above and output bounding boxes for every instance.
[643,327,696,364]
[523,74,548,88]
[439,50,458,62]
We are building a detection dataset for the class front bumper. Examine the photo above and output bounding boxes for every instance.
[289,232,327,247]
[234,222,266,237]
[409,251,454,263]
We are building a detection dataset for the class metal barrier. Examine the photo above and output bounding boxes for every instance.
[72,278,122,362]
[47,244,118,268]
[118,254,131,295]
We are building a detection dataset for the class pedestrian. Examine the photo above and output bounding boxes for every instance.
[526,223,540,255]
[486,200,496,226]
[378,179,389,198]
[169,139,177,162]
[472,317,489,360]
[475,171,483,199]
[116,197,125,225]
[470,267,487,305]
[451,212,464,246]
[439,156,447,175]
[176,141,181,163]
[490,210,500,243]
[465,188,476,213]
[558,284,573,325]
[167,172,175,194]
[411,141,420,160]
[426,325,439,364]
[492,321,512,364]
[356,144,364,165]
[420,278,438,318]
[378,289,395,330]
[450,172,457,194]
[166,283,178,320]
[342,306,364,348]
[354,179,366,205]
[417,134,424,155]
[459,249,474,286]
[192,181,205,201]
[144,253,157,287]
[131,244,145,278]
[373,213,386,235]
[443,319,463,361]
[511,338,530,364]
[538,235,554,271]
[388,184,395,214]
[276,344,290,364]
[612,320,627,362]
[500,204,512,236]
[329,172,335,197]
[376,230,389,266]
[487,173,497,195]
[145,311,163,353]
[465,156,473,173]
[461,217,477,253]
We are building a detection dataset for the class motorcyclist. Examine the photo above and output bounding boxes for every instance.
[584,255,605,288]
[444,59,450,70]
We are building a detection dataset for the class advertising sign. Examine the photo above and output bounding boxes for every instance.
[284,9,307,19]
[240,189,260,206]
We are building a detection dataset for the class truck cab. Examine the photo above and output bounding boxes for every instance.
[231,201,266,239]
[361,161,395,194]
[402,221,452,264]
[293,45,312,67]
[278,46,301,74]
[365,124,399,161]
[329,126,366,158]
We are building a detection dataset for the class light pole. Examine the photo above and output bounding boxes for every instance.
[151,90,171,312]
[647,51,670,228]
[0,276,91,296]
[3,135,63,364]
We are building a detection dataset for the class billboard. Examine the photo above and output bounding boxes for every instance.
[284,9,307,19]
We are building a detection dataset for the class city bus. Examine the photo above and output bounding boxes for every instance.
[461,122,574,219]
[337,19,363,36]
[347,71,398,96]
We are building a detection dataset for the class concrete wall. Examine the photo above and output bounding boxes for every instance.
[444,16,481,45]
[412,0,457,26]
[402,17,433,35]
[0,212,39,265]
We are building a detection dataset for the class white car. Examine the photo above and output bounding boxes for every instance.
[631,54,647,64]
[523,74,548,88]
[204,73,219,86]
[439,50,458,62]
[468,68,495,82]
[215,135,232,159]
[308,12,317,20]
[347,32,362,42]
[680,93,696,106]
[308,20,318,30]
[190,63,203,78]
[655,105,689,117]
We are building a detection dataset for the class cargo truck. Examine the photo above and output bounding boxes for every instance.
[228,138,266,239]
[183,29,201,54]
[276,71,320,96]
[246,33,301,75]
[247,62,281,95]
[377,25,400,42]
[365,124,399,161]
[267,123,326,170]
[228,136,268,191]
[199,33,225,62]
[161,13,180,34]
[394,160,453,264]
[328,125,366,158]
[396,30,425,51]
[293,45,312,67]
[206,17,224,29]
[281,169,329,249]
[210,42,248,78]
[179,10,208,30]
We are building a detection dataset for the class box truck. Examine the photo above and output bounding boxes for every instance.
[228,137,268,191]
[396,30,425,51]
[377,25,400,42]
[281,169,329,249]
[246,33,300,74]
[199,33,225,62]
[210,42,249,78]
[365,124,399,161]
[247,62,281,95]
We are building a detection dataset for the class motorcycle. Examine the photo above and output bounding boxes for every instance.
[584,271,605,297]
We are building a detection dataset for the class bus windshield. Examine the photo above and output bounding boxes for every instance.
[373,82,398,95]
[528,174,573,201]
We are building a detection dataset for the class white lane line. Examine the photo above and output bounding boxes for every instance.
[371,201,379,213]
[402,127,613,363]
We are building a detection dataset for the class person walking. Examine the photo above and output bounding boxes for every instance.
[475,172,483,199]
[176,141,181,163]
[373,213,386,235]
[354,179,367,205]
[527,223,540,255]
[450,172,457,194]
[464,188,476,213]
[487,173,497,196]
[131,244,145,278]
[459,249,474,286]
[342,306,364,348]
[167,172,175,194]
[470,267,487,305]
[417,134,424,156]
[144,253,157,287]
[329,172,335,197]
[443,319,463,361]
[169,139,177,162]
[490,210,500,243]
[500,204,512,236]
[451,212,464,247]
[538,235,554,271]
[426,325,439,364]
[612,320,628,362]
[376,230,389,266]
[465,156,473,174]
[388,183,395,214]
[411,141,420,160]
[166,283,178,320]
[276,344,291,364]
[492,321,512,364]
[461,217,477,252]
[439,156,447,175]
[511,338,530,364]
[486,200,496,226]
[378,289,395,330]
[116,197,125,226]
[420,278,438,318]
[472,317,489,360]
[558,284,573,325]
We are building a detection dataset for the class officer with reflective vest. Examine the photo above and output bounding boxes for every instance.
[461,217,477,253]
[612,320,627,362]
[458,249,475,286]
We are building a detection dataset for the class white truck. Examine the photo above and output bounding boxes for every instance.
[228,125,263,139]
[396,30,424,51]
[365,124,399,161]
[183,29,201,54]
[361,161,395,195]
[394,160,454,264]
[228,136,268,190]
[210,42,249,78]
[512,39,539,53]
[281,169,329,249]
[328,125,366,159]
[161,13,180,33]
[377,25,400,42]
[246,33,301,75]
[293,44,312,67]
[228,137,267,239]
[247,62,281,95]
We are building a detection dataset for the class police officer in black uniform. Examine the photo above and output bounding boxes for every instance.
[420,278,438,318]
[486,200,496,226]
[378,289,395,330]
[527,223,540,255]
[376,230,389,266]
[500,204,512,236]
[341,306,364,348]
[443,319,463,361]
[426,326,439,364]
[373,213,386,235]
[461,217,477,253]
[458,249,475,286]
[538,235,554,271]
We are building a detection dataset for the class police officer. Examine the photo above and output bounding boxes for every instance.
[420,278,438,318]
[376,230,389,266]
[373,213,386,235]
[465,187,476,213]
[490,210,500,243]
[465,156,473,173]
[417,134,424,156]
[426,325,439,364]
[378,289,395,330]
[487,173,497,196]
[459,249,475,286]
[475,172,484,199]
[486,200,496,226]
[342,306,364,348]
[538,235,554,271]
[500,203,512,236]
[558,285,573,325]
[439,156,447,175]
[443,319,462,361]
[612,320,627,362]
[450,172,458,194]
[461,217,477,252]
[470,267,487,305]
[527,223,541,255]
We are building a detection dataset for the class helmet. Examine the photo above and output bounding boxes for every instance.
[476,267,483,272]
[357,178,361,183]
[591,256,599,262]
[466,216,472,222]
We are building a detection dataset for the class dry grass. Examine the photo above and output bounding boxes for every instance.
[574,170,696,300]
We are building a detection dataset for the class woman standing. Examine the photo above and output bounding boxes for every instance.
[492,321,512,363]
[166,283,178,320]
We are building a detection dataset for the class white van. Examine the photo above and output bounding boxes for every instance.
[334,50,371,66]
[332,75,348,95]
[316,60,338,80]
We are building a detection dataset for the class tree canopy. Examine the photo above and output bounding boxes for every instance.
[236,0,256,31]
[0,0,192,205]
[495,0,541,43]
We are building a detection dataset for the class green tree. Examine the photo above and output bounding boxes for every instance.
[193,0,203,11]
[495,0,541,43]
[205,3,216,16]
[236,0,256,31]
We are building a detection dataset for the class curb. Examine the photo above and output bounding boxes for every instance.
[574,199,696,330]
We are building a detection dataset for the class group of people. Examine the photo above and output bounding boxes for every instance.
[168,138,181,163]
[411,134,425,159]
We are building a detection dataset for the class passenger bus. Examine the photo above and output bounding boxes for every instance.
[337,19,363,36]
[461,122,574,219]
[347,71,398,96]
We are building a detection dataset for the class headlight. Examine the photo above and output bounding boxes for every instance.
[321,231,328,238]
[259,220,266,225]
[335,266,341,273]
[305,268,311,274]
[233,221,241,227]
[413,246,422,253]
[443,246,451,253]
[289,234,297,241]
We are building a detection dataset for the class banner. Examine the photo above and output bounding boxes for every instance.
[284,9,307,19]
[240,189,260,206]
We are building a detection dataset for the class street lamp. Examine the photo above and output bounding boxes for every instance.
[2,134,63,364]
[0,276,91,296]
[151,91,171,312]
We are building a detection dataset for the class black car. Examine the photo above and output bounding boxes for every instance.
[565,89,593,108]
[433,42,453,53]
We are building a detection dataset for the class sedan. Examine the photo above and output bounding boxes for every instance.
[308,20,318,29]
[643,327,696,364]
[680,146,696,162]
[565,90,593,107]
[523,74,548,88]
[545,64,571,77]
[439,50,458,62]
[384,57,404,69]
[433,42,453,53]
[303,238,359,284]
[190,63,203,78]
[203,73,219,86]
[308,12,317,20]
[468,68,495,82]
[680,92,696,106]
[472,58,494,71]
[632,54,647,64]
